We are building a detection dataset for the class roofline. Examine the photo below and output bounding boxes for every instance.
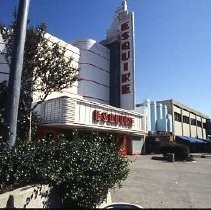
[157,99,209,119]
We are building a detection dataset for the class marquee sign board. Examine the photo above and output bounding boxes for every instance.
[119,11,135,110]
[93,110,134,127]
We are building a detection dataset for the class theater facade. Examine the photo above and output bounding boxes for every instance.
[0,1,146,155]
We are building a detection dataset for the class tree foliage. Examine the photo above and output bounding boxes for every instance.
[0,19,78,109]
[0,15,78,141]
[0,130,129,208]
[0,82,7,141]
[0,81,38,142]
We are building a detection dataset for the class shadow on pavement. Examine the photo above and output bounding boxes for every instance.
[151,156,167,161]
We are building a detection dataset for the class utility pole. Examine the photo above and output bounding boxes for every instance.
[5,0,30,149]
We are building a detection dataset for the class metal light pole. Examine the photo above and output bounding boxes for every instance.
[5,0,30,149]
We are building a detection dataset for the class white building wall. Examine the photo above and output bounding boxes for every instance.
[33,34,80,103]
[135,100,151,132]
[73,39,110,104]
[190,113,197,137]
[0,34,9,82]
[173,105,182,136]
[183,124,189,136]
[0,33,81,102]
[174,121,183,136]
[144,100,152,132]
[202,118,206,138]
[196,115,202,138]
[182,110,190,136]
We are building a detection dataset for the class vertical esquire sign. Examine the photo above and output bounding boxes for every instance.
[119,11,135,110]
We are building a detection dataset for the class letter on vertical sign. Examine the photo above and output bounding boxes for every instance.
[124,63,128,71]
[121,31,129,40]
[122,51,130,61]
[121,22,129,31]
[121,41,130,50]
[122,84,130,94]
[122,73,130,83]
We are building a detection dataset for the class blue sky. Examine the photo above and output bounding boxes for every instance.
[1,0,211,117]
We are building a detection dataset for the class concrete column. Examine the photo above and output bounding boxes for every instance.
[150,101,157,131]
[144,99,151,131]
[162,105,168,119]
[157,103,163,120]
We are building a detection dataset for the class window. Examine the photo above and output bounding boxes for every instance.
[174,112,181,122]
[191,118,196,125]
[183,116,189,124]
[197,120,202,127]
[203,122,207,129]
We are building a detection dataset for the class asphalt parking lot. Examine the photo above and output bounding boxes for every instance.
[110,154,211,208]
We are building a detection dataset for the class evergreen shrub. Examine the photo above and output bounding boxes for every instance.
[0,130,129,208]
[159,143,190,161]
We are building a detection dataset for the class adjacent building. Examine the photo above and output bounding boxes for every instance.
[136,98,209,139]
[136,99,173,134]
[158,99,208,139]
[136,98,210,153]
[206,119,211,140]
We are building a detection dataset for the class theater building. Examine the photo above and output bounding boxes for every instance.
[0,1,146,155]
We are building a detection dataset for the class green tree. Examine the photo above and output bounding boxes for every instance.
[0,15,78,141]
[0,130,129,208]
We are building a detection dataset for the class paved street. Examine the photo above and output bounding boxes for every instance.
[111,155,211,208]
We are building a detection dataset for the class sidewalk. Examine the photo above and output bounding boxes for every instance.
[111,154,211,208]
[191,153,211,158]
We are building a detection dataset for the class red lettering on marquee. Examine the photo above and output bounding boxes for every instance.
[127,118,134,125]
[122,116,127,124]
[120,115,124,124]
[115,115,120,124]
[122,73,130,83]
[122,84,131,94]
[93,110,133,127]
[108,114,115,123]
[93,110,101,121]
[101,112,108,122]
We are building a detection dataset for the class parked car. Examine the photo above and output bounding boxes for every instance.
[103,202,143,209]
